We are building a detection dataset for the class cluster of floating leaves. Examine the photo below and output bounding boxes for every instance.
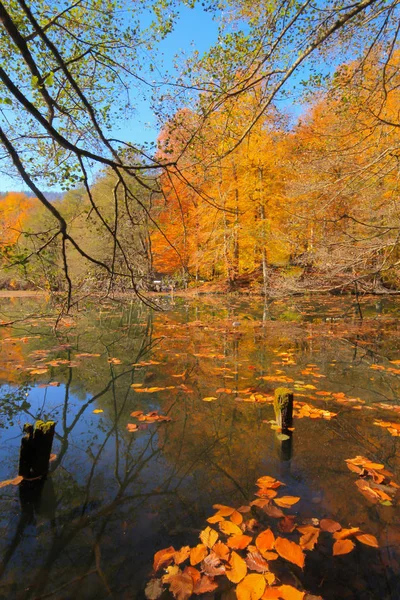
[126,410,171,432]
[146,474,379,600]
[346,455,399,505]
[374,418,400,437]
[293,402,336,420]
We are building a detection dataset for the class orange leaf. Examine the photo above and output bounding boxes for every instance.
[200,526,219,548]
[355,533,379,548]
[0,475,23,488]
[207,513,226,524]
[226,550,247,583]
[236,573,266,600]
[333,527,359,540]
[274,496,300,508]
[227,534,252,550]
[168,572,193,600]
[275,537,305,569]
[126,423,138,432]
[213,504,235,516]
[174,546,191,565]
[299,528,320,551]
[183,566,200,585]
[153,546,175,571]
[190,544,208,566]
[230,510,244,525]
[256,529,275,553]
[192,575,218,595]
[219,520,243,536]
[333,539,355,556]
[213,541,230,561]
[261,589,281,599]
[277,584,305,600]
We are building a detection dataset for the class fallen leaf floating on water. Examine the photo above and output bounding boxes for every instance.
[319,519,341,533]
[255,529,275,554]
[145,578,164,600]
[374,419,400,437]
[174,546,191,565]
[332,539,355,556]
[202,396,218,402]
[294,402,337,420]
[192,574,218,595]
[245,550,269,573]
[355,533,379,548]
[345,455,398,505]
[126,423,138,432]
[219,520,243,536]
[93,409,103,414]
[275,537,305,569]
[236,573,266,600]
[0,475,23,488]
[227,534,253,550]
[199,526,218,548]
[274,496,300,508]
[153,546,175,571]
[149,472,380,599]
[168,572,193,600]
[225,550,247,583]
[107,357,122,364]
[190,544,208,566]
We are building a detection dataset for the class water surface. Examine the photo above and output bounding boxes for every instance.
[0,295,399,599]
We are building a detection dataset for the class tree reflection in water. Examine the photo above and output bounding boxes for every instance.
[0,296,399,598]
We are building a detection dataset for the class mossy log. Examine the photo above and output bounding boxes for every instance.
[274,387,293,430]
[18,420,55,479]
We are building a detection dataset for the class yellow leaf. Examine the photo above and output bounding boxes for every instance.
[275,537,305,569]
[274,496,300,508]
[236,573,266,600]
[93,409,103,414]
[226,550,247,583]
[200,526,219,548]
[190,544,208,566]
[202,397,217,402]
[219,520,243,536]
[333,539,355,556]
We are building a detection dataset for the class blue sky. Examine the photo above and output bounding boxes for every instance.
[0,5,220,192]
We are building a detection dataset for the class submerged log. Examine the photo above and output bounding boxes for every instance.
[274,387,293,431]
[18,420,56,479]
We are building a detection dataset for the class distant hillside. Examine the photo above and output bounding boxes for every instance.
[0,191,64,202]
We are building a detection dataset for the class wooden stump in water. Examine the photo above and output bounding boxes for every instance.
[18,420,55,479]
[274,387,293,430]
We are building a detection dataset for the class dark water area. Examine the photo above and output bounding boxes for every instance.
[0,295,399,599]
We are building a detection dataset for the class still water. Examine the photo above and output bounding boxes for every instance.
[0,295,399,599]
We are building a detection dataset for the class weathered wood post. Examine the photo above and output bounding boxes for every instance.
[18,420,56,479]
[274,387,293,431]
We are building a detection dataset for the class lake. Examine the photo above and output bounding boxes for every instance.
[0,294,399,599]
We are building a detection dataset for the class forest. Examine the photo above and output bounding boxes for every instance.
[0,0,399,304]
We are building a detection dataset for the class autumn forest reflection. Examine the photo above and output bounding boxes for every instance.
[0,295,399,599]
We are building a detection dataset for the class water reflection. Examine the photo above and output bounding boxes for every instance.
[0,295,399,598]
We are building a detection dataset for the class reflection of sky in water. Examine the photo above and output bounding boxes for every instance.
[0,296,399,598]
